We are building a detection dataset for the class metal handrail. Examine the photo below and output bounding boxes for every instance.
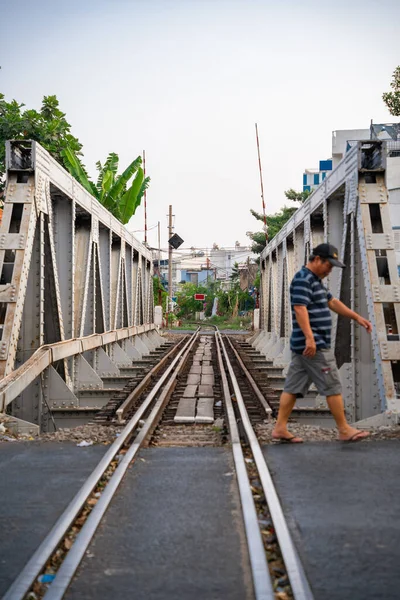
[0,324,157,411]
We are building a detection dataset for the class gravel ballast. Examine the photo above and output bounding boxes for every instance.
[256,422,400,443]
[1,414,400,445]
[0,416,123,445]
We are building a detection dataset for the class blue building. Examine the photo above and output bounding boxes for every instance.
[303,159,333,192]
[179,269,214,285]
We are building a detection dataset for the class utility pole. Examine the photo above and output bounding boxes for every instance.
[157,221,161,273]
[255,123,268,243]
[143,150,147,245]
[157,221,162,305]
[167,205,173,325]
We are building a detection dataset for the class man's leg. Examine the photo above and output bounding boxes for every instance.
[304,351,369,441]
[326,394,369,441]
[271,354,308,442]
[272,392,303,442]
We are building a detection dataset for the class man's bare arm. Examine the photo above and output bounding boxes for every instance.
[294,305,316,356]
[328,298,372,333]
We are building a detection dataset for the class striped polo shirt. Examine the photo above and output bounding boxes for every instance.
[290,266,333,353]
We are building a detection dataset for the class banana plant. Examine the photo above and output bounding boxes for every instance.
[96,152,119,201]
[61,146,98,198]
[61,147,150,225]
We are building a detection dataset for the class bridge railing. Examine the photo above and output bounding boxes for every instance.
[0,141,156,430]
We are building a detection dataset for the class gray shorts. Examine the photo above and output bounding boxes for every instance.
[283,349,342,397]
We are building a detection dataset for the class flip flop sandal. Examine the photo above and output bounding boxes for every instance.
[341,431,369,443]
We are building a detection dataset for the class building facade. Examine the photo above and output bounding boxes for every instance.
[302,159,333,192]
[153,245,257,299]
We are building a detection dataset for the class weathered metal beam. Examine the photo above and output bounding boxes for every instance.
[0,325,157,411]
[0,141,156,428]
[259,141,400,424]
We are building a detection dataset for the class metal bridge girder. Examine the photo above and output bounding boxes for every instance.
[0,141,156,430]
[259,141,400,424]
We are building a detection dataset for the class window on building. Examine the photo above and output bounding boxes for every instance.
[314,173,319,185]
[319,160,332,171]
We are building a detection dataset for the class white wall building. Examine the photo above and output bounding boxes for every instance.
[154,244,257,296]
[209,245,256,282]
[303,160,333,192]
[331,128,370,168]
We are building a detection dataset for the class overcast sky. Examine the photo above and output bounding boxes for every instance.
[1,0,399,252]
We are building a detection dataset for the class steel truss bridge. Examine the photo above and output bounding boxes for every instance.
[0,141,160,434]
[253,140,400,426]
[1,139,399,432]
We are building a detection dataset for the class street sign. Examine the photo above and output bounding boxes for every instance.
[168,233,184,249]
[194,294,206,300]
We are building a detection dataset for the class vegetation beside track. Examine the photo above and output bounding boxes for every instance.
[165,314,253,331]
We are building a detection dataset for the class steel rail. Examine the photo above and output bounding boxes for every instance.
[225,336,273,420]
[116,335,186,423]
[217,331,314,600]
[3,331,199,600]
[215,331,274,599]
[43,328,200,600]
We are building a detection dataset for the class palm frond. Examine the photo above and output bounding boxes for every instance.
[103,152,119,176]
[119,167,144,224]
[105,155,142,208]
[99,169,114,203]
[61,146,98,198]
[96,161,103,193]
[134,176,150,213]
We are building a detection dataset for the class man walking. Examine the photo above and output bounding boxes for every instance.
[271,243,372,443]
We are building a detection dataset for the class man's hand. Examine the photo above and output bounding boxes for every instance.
[329,299,373,334]
[303,336,316,357]
[356,316,372,333]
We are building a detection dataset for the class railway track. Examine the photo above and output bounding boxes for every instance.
[4,327,314,600]
[91,336,183,425]
[231,336,334,425]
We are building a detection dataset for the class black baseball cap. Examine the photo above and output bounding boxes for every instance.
[311,243,345,268]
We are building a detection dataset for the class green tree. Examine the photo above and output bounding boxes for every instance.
[0,93,149,224]
[62,147,149,224]
[246,230,268,255]
[213,284,254,317]
[0,93,82,196]
[247,205,297,253]
[176,282,208,319]
[383,66,400,116]
[175,278,255,321]
[230,261,240,281]
[203,279,220,316]
[284,188,312,203]
[247,187,311,253]
[153,276,168,312]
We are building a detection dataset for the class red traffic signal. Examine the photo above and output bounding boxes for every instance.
[194,293,206,301]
